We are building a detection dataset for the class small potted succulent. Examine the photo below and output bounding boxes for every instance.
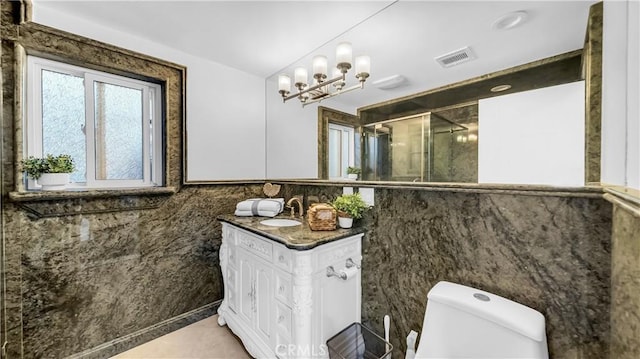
[347,166,361,180]
[331,192,370,228]
[20,154,75,191]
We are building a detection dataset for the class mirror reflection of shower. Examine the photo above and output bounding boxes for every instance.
[362,103,478,183]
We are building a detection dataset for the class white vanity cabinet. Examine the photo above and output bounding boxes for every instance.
[217,222,363,359]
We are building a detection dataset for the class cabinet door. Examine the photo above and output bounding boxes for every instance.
[254,258,273,344]
[238,249,254,324]
[316,257,361,347]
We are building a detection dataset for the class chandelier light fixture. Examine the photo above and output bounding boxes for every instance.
[278,42,370,106]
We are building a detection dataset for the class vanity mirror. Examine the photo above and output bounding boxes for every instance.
[265,0,599,186]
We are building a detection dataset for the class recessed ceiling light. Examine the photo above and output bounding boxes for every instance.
[490,84,512,92]
[492,11,529,31]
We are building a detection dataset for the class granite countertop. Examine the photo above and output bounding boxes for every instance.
[217,214,365,250]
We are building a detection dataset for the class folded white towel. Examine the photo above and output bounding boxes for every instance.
[234,209,280,218]
[235,198,284,217]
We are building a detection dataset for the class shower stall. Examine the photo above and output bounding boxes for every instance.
[361,110,477,182]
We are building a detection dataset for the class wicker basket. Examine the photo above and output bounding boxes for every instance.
[307,203,337,231]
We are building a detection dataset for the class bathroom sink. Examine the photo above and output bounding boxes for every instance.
[260,219,302,227]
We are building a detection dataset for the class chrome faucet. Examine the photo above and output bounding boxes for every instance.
[286,196,304,218]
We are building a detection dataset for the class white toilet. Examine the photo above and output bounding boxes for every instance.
[415,281,549,359]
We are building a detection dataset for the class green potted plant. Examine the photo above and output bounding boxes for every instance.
[20,154,75,191]
[331,192,370,228]
[347,166,361,180]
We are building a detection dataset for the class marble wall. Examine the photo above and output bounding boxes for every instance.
[3,185,263,358]
[281,183,612,359]
[585,2,603,184]
[609,195,640,358]
[0,181,619,359]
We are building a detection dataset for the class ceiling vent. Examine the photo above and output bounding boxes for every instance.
[434,47,476,68]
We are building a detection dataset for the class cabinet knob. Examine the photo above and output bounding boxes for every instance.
[279,285,285,293]
[278,255,285,262]
[278,315,285,323]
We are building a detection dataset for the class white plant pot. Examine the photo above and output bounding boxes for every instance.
[37,173,70,191]
[347,173,358,180]
[338,217,354,229]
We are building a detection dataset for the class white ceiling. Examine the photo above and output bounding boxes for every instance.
[33,0,597,109]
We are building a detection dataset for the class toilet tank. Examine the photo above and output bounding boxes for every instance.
[415,281,549,359]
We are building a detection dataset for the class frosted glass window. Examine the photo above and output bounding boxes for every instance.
[41,70,86,183]
[94,82,143,180]
[26,56,163,190]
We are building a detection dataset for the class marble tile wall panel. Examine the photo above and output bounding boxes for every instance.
[2,182,616,359]
[585,2,603,184]
[281,184,612,359]
[3,184,263,358]
[610,202,640,358]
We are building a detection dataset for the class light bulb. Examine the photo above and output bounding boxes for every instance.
[312,55,328,79]
[278,74,291,93]
[336,42,352,71]
[355,55,370,82]
[294,67,308,86]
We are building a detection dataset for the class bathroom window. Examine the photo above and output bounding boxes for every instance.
[328,123,355,179]
[25,56,163,189]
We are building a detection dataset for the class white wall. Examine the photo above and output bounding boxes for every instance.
[33,5,266,182]
[265,78,318,179]
[602,0,639,191]
[478,81,585,187]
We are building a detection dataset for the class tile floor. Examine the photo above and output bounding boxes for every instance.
[111,315,251,358]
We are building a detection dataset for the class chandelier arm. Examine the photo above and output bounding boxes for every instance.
[301,81,365,107]
[283,74,346,102]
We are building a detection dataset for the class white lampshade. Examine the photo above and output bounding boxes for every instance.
[336,42,352,66]
[278,74,291,92]
[355,55,371,75]
[312,55,328,77]
[294,67,308,86]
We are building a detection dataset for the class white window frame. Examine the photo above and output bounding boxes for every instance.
[25,56,163,189]
[328,123,355,180]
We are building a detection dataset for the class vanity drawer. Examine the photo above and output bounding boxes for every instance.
[273,245,292,272]
[274,271,292,307]
[316,235,362,270]
[237,229,273,261]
